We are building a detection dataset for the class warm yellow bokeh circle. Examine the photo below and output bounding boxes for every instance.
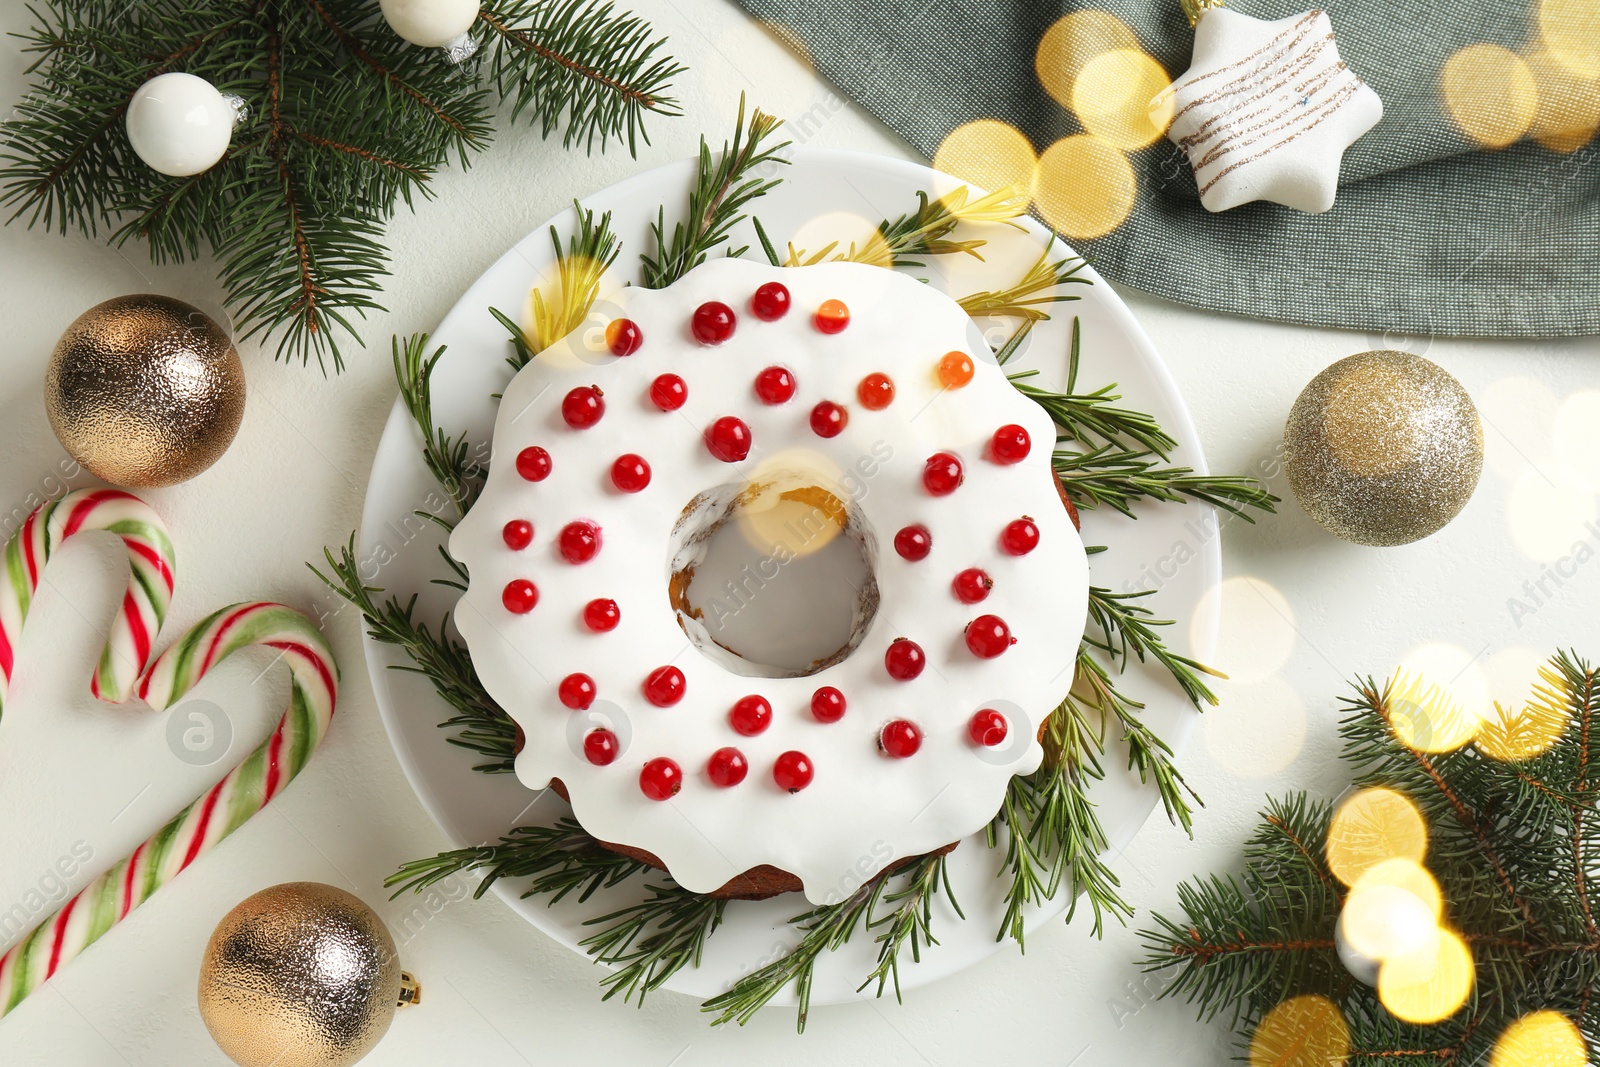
[932,119,1038,198]
[1250,994,1351,1067]
[1491,1010,1588,1067]
[1035,10,1140,109]
[1034,134,1137,239]
[1440,44,1538,148]
[1326,787,1429,888]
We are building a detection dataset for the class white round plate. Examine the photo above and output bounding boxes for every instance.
[359,148,1220,1008]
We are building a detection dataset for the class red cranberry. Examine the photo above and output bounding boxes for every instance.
[923,452,964,495]
[893,524,932,561]
[643,665,686,706]
[562,386,605,429]
[558,520,602,563]
[705,416,753,462]
[729,695,772,736]
[606,318,643,356]
[650,373,687,411]
[991,424,1031,464]
[582,598,620,632]
[857,373,895,410]
[969,709,1009,747]
[640,757,684,800]
[1000,518,1040,555]
[692,301,737,345]
[515,446,552,482]
[559,672,596,710]
[965,614,1013,658]
[755,366,797,404]
[809,401,848,438]
[885,638,926,681]
[751,282,791,321]
[502,519,533,551]
[810,686,846,723]
[814,299,850,334]
[584,728,619,765]
[879,719,922,758]
[952,567,992,603]
[610,454,651,492]
[773,750,815,792]
[707,747,749,787]
[502,579,538,614]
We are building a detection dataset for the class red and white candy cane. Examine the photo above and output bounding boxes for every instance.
[0,602,338,1017]
[0,488,176,716]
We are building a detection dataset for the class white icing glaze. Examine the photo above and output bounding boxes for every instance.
[451,260,1089,903]
[1157,8,1383,214]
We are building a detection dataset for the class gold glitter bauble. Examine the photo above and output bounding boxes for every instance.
[199,883,420,1067]
[1284,351,1483,546]
[45,294,245,488]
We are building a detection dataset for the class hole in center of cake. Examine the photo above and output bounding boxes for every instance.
[668,470,880,678]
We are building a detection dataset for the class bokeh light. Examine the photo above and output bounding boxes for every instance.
[1526,52,1600,152]
[1189,576,1297,685]
[1440,44,1538,148]
[1035,10,1140,109]
[1477,654,1572,761]
[933,120,1039,198]
[1377,927,1474,1024]
[1341,883,1439,962]
[1354,857,1444,920]
[1491,1010,1588,1067]
[1388,644,1493,753]
[1539,0,1600,78]
[1507,466,1596,562]
[1326,787,1428,888]
[1034,134,1137,239]
[1249,995,1350,1067]
[1552,389,1600,491]
[1203,677,1308,778]
[1072,49,1173,150]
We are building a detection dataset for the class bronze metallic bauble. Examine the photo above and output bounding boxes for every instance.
[45,294,245,488]
[1284,350,1483,546]
[198,883,420,1067]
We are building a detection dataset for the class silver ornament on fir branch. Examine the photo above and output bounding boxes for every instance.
[1284,351,1483,547]
[199,883,421,1067]
[379,0,481,48]
[125,72,243,177]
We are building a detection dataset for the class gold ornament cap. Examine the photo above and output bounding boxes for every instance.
[45,294,245,488]
[199,882,416,1067]
[1283,350,1483,546]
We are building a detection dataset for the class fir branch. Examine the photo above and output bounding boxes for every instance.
[784,184,1027,268]
[1055,445,1279,522]
[393,333,485,518]
[310,538,518,772]
[1086,585,1224,709]
[478,0,684,154]
[959,251,1089,321]
[583,887,728,1003]
[1,0,680,368]
[639,96,789,288]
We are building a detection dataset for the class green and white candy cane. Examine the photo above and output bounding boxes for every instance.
[0,601,338,1017]
[0,488,176,716]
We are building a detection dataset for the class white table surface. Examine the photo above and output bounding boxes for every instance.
[2,4,1596,1064]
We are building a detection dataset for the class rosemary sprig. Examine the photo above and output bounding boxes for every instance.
[310,538,519,772]
[860,853,962,1001]
[640,95,789,288]
[1055,445,1280,521]
[386,818,646,904]
[393,334,485,519]
[785,184,1027,268]
[701,852,949,1031]
[583,887,728,1003]
[529,201,622,353]
[1075,650,1201,834]
[1086,585,1225,709]
[959,251,1089,321]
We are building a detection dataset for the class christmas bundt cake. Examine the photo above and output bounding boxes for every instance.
[451,260,1090,903]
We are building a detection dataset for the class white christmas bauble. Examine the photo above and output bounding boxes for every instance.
[379,0,480,48]
[125,73,235,177]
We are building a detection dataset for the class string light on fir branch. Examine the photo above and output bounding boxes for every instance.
[1,0,684,370]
